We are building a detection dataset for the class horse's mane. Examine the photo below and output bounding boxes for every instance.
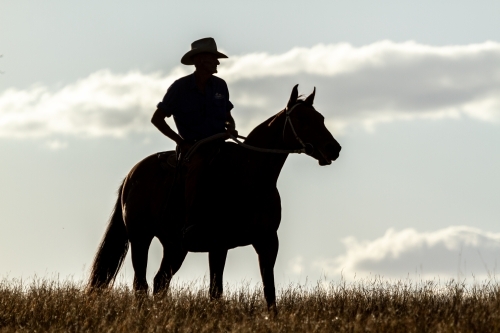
[245,97,308,143]
[267,97,307,127]
[244,95,306,144]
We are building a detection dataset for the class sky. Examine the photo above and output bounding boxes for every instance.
[1,0,500,289]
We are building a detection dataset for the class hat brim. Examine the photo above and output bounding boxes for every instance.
[181,49,228,65]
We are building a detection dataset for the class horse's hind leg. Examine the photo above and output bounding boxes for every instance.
[209,249,228,299]
[153,244,187,294]
[130,235,154,293]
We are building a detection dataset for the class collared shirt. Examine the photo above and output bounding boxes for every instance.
[157,73,234,142]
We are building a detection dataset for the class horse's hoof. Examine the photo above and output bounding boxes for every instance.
[268,304,278,317]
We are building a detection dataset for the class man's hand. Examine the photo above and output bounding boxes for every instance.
[225,113,238,139]
[225,118,238,138]
[226,128,238,138]
[179,140,193,158]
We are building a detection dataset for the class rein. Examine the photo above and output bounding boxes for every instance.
[183,103,307,161]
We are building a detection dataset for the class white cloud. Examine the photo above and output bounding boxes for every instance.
[1,41,500,139]
[314,226,500,281]
[0,68,187,138]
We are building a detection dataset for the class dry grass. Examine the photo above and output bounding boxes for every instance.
[1,278,500,332]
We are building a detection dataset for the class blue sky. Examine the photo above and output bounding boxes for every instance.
[1,0,500,287]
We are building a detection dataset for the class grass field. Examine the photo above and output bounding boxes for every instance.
[1,278,499,332]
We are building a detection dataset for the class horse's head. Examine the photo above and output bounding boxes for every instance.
[283,84,341,165]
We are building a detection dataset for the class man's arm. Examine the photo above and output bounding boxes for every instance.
[151,109,193,154]
[151,109,184,144]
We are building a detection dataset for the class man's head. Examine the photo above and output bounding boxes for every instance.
[181,37,227,66]
[192,52,220,74]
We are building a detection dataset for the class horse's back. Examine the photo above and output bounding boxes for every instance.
[126,151,175,183]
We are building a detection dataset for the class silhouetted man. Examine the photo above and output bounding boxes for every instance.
[151,37,236,250]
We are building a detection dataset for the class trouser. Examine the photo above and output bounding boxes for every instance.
[181,140,223,250]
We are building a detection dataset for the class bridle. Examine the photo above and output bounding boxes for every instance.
[282,103,313,155]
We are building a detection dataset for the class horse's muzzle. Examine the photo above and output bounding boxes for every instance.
[319,142,341,165]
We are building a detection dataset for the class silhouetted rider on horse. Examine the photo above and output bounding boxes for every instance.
[151,37,237,250]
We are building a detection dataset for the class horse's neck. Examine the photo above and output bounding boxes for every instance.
[243,112,289,182]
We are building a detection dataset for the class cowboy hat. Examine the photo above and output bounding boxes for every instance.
[181,37,228,65]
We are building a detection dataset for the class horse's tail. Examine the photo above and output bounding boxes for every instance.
[87,180,129,291]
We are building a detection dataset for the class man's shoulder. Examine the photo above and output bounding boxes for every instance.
[211,75,227,85]
[171,73,194,88]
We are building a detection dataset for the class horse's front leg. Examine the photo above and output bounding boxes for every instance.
[208,249,228,299]
[253,232,279,314]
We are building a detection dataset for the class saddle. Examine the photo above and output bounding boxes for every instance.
[157,151,178,170]
[157,140,226,172]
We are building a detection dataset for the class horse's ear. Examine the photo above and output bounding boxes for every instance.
[287,84,299,109]
[304,87,316,106]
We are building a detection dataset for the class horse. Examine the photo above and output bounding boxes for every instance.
[87,84,341,312]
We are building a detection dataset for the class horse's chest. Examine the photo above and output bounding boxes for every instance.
[229,187,281,228]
